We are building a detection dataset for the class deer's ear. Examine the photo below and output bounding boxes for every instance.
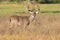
[35,9,39,14]
[36,11,38,14]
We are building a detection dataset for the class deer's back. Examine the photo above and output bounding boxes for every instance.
[10,15,30,24]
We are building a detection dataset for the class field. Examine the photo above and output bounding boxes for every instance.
[0,3,60,40]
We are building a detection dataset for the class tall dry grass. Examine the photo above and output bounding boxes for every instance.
[0,14,60,40]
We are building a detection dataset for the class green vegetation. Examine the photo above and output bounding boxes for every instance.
[0,4,60,15]
[40,4,60,13]
[0,0,60,3]
[0,4,25,15]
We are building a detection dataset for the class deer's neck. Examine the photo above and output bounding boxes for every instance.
[29,13,36,23]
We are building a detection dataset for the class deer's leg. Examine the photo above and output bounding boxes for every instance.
[9,20,14,28]
[9,20,18,34]
[17,22,23,33]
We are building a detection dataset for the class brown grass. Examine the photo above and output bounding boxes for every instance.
[0,13,60,40]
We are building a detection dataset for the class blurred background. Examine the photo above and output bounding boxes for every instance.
[0,0,60,3]
[0,0,60,40]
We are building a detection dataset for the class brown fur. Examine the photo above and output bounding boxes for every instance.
[9,10,38,29]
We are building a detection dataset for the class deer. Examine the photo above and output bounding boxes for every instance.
[9,9,39,30]
[9,0,40,30]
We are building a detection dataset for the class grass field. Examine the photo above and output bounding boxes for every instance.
[0,3,60,40]
[0,4,60,14]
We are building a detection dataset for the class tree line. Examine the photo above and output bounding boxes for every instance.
[0,0,60,3]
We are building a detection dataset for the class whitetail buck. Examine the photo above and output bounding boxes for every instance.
[9,9,39,30]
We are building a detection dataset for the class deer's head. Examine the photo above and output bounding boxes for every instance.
[28,9,39,14]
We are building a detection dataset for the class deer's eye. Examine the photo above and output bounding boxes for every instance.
[28,10,31,11]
